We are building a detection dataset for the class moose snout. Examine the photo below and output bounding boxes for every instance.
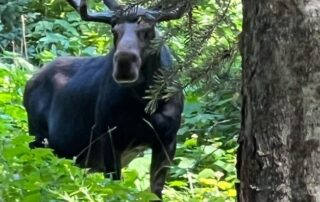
[113,51,141,84]
[114,51,139,63]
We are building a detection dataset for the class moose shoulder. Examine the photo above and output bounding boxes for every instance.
[23,0,186,199]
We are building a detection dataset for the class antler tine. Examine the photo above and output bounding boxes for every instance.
[148,1,190,22]
[66,0,115,24]
[103,0,122,11]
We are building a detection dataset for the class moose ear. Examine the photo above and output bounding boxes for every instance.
[110,19,118,27]
[160,45,173,69]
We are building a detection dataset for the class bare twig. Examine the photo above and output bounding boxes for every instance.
[108,126,119,178]
[76,125,117,163]
[21,15,28,59]
[187,169,194,196]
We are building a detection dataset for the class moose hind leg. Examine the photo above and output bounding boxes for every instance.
[27,114,48,148]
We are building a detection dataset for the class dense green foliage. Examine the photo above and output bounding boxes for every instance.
[0,0,242,201]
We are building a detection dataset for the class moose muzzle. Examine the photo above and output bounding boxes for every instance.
[113,50,141,84]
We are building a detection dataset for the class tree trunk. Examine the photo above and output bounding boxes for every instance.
[237,1,320,201]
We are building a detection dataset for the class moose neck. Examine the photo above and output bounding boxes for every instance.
[141,53,161,85]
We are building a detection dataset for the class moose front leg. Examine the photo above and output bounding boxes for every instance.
[103,130,121,180]
[88,122,121,179]
[78,125,106,172]
[150,139,176,200]
[148,94,183,200]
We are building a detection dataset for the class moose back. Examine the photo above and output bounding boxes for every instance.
[23,0,186,199]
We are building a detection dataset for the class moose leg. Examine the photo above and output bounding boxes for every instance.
[27,114,48,148]
[148,95,183,200]
[79,126,106,172]
[103,132,121,180]
[88,124,121,179]
[150,139,176,200]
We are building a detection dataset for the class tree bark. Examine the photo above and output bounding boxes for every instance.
[237,1,320,201]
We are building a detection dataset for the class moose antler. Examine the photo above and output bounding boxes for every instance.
[148,1,190,22]
[103,0,122,11]
[66,0,189,24]
[66,0,121,23]
[116,1,189,22]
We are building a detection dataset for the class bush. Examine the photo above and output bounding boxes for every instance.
[0,0,242,201]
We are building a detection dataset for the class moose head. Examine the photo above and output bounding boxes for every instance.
[66,0,187,84]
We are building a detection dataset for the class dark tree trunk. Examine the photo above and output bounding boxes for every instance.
[237,1,320,201]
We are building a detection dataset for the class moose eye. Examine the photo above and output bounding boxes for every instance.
[112,29,121,44]
[138,28,155,40]
[112,29,118,36]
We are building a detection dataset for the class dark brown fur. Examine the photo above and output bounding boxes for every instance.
[24,22,183,199]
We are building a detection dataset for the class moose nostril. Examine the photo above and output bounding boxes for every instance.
[115,52,139,63]
[131,54,138,63]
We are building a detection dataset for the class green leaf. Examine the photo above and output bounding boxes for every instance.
[178,157,196,169]
[168,180,188,188]
[198,168,215,179]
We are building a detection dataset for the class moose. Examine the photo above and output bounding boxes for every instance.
[23,0,186,199]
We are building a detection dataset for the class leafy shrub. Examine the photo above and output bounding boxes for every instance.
[0,0,242,201]
[0,54,158,201]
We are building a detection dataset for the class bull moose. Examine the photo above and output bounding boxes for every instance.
[23,0,186,199]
